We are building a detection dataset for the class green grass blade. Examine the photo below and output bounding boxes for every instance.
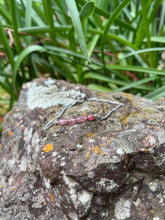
[12,45,46,89]
[101,0,132,67]
[77,0,136,31]
[140,0,152,65]
[42,0,56,44]
[89,29,138,50]
[145,85,165,100]
[158,0,165,32]
[106,65,165,76]
[8,0,21,54]
[87,83,111,92]
[84,72,154,91]
[0,81,17,100]
[0,72,12,78]
[25,0,32,45]
[119,47,165,61]
[0,21,15,69]
[80,1,95,22]
[0,3,11,24]
[19,25,71,35]
[65,0,90,62]
[114,76,159,92]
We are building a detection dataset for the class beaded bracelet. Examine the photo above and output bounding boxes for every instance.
[45,96,123,130]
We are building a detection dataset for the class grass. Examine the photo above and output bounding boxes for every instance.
[0,0,165,133]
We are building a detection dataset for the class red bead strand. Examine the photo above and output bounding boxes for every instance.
[87,114,95,121]
[58,114,95,125]
[76,115,87,123]
[58,118,69,125]
[68,117,77,125]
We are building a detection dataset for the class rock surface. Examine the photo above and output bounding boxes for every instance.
[0,78,165,220]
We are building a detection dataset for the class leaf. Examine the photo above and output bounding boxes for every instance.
[80,1,95,22]
[84,72,154,90]
[0,81,17,100]
[114,76,159,92]
[145,85,165,100]
[106,65,165,76]
[87,83,111,92]
[12,45,46,89]
[65,0,90,62]
[101,0,132,67]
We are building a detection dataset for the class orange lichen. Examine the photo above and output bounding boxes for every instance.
[43,201,46,205]
[0,144,2,149]
[150,209,154,214]
[86,133,95,138]
[143,149,148,153]
[10,111,13,115]
[23,135,27,139]
[86,148,91,158]
[123,93,134,102]
[9,186,16,190]
[43,144,53,152]
[49,193,55,202]
[8,131,13,136]
[0,185,3,188]
[158,97,164,101]
[15,123,18,127]
[94,146,104,155]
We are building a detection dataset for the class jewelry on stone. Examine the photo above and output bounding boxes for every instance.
[45,95,123,130]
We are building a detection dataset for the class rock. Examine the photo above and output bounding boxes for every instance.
[0,78,165,220]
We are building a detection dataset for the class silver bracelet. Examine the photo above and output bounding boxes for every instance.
[45,95,123,130]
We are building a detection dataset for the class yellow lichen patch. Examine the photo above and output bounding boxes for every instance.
[158,97,164,101]
[94,146,104,155]
[10,111,13,115]
[0,185,3,188]
[9,186,16,190]
[123,93,133,102]
[150,209,154,214]
[49,193,55,202]
[86,148,91,158]
[120,115,129,125]
[86,133,95,139]
[43,201,46,205]
[43,144,53,152]
[142,149,148,153]
[8,131,13,136]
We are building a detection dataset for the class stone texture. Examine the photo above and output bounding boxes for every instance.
[0,78,165,220]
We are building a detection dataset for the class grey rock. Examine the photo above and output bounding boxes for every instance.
[0,78,165,220]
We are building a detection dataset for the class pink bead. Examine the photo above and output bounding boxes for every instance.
[68,117,77,125]
[76,115,87,123]
[58,118,68,125]
[87,114,95,121]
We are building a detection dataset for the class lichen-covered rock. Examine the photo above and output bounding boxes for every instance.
[0,78,165,220]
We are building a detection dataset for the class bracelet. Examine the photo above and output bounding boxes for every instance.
[45,95,123,130]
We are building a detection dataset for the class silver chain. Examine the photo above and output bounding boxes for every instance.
[45,96,123,130]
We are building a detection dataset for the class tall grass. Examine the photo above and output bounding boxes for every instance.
[0,0,165,130]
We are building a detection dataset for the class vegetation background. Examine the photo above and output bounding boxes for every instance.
[0,0,165,134]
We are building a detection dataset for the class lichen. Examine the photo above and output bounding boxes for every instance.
[43,144,53,152]
[26,79,87,109]
[94,146,104,155]
[115,198,131,219]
